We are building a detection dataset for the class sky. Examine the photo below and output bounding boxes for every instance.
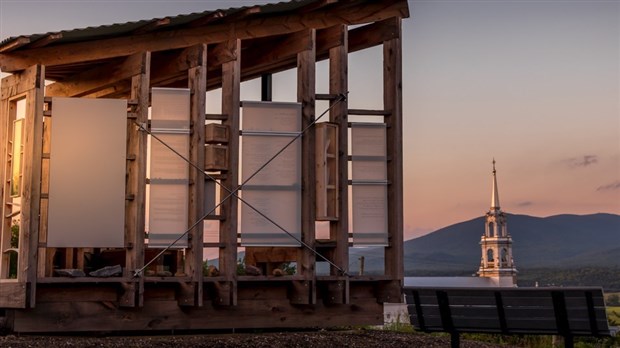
[0,0,618,240]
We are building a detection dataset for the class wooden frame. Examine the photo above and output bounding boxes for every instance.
[0,0,408,332]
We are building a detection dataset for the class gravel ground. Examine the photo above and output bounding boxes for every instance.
[0,329,515,347]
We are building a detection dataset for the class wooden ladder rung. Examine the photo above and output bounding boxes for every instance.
[206,113,228,121]
[316,93,340,101]
[348,109,390,116]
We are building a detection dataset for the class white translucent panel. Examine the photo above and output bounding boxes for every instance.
[149,134,189,179]
[242,135,300,186]
[242,101,301,132]
[352,160,387,181]
[148,88,190,249]
[352,184,388,246]
[240,189,301,246]
[151,87,191,128]
[47,97,127,248]
[351,124,387,157]
[148,183,188,248]
[239,102,302,247]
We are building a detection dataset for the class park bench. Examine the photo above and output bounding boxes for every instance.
[403,286,612,348]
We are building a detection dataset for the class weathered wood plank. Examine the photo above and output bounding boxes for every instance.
[0,281,27,308]
[328,25,349,282]
[11,296,383,332]
[218,39,241,306]
[187,44,207,307]
[383,19,403,282]
[297,29,317,304]
[0,0,409,72]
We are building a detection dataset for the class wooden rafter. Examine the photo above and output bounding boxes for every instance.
[27,34,63,49]
[0,37,30,53]
[133,18,171,35]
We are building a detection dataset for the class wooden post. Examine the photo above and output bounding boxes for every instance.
[383,18,404,282]
[329,25,349,277]
[17,65,46,308]
[218,39,241,306]
[123,52,150,307]
[296,28,316,305]
[186,44,207,307]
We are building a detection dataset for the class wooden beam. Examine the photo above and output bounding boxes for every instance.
[207,41,238,69]
[0,0,409,72]
[133,18,171,35]
[218,39,241,306]
[348,17,401,54]
[27,33,63,49]
[123,52,150,307]
[151,45,206,85]
[0,37,30,53]
[297,29,316,305]
[187,10,225,28]
[383,18,403,283]
[298,0,338,14]
[329,25,349,282]
[45,53,146,97]
[187,44,207,307]
[17,65,46,308]
[241,30,312,76]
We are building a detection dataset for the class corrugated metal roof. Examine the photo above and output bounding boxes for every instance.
[0,0,316,51]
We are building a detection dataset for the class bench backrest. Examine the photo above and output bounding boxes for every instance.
[403,286,611,337]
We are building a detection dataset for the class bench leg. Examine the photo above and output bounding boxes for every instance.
[450,332,460,348]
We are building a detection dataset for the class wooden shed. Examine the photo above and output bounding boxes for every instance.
[0,0,408,332]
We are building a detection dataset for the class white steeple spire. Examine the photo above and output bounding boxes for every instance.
[491,159,500,210]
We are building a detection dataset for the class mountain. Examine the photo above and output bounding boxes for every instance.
[350,213,620,274]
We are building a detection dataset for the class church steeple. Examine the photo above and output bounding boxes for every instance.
[478,160,517,286]
[491,159,500,210]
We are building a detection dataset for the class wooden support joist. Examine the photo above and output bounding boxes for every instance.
[0,0,409,72]
[45,53,147,97]
[27,33,63,49]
